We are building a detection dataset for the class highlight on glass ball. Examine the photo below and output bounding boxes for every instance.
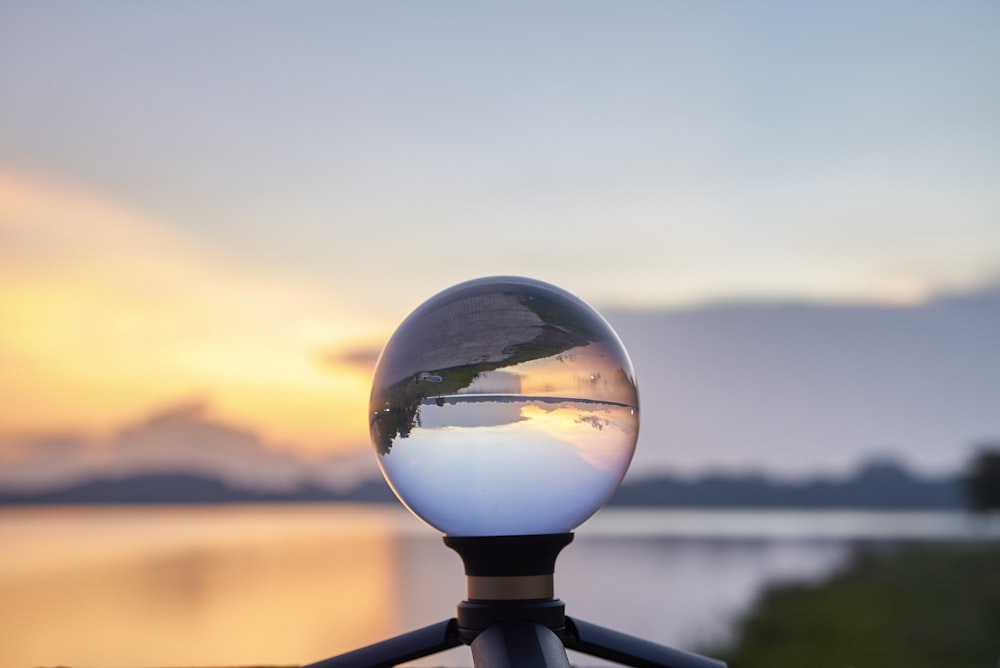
[369,276,640,537]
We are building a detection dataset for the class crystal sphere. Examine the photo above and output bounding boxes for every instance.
[369,277,639,536]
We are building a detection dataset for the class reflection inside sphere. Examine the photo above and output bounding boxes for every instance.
[369,277,640,536]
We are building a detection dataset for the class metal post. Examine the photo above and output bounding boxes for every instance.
[470,622,572,668]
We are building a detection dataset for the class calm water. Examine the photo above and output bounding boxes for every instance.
[1,505,997,668]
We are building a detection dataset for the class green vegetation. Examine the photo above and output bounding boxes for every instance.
[965,445,1000,511]
[710,542,1000,668]
[371,288,598,455]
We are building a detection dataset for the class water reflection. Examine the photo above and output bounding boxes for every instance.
[5,506,993,668]
[381,397,638,536]
[0,505,403,668]
[369,277,638,458]
[369,278,640,536]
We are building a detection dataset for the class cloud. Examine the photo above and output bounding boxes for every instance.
[5,286,997,491]
[606,286,1000,477]
[0,167,382,455]
[320,342,384,374]
[0,433,96,492]
[0,399,379,492]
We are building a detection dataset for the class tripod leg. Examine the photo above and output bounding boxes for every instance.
[470,621,572,668]
[302,618,462,668]
[563,617,727,668]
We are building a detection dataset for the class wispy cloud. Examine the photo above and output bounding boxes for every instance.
[320,342,384,375]
[0,168,381,455]
[0,399,379,493]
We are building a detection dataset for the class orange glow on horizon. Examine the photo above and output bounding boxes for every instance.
[0,168,385,455]
[518,403,637,474]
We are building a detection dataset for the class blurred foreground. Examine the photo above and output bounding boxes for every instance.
[712,541,1000,667]
[2,504,998,667]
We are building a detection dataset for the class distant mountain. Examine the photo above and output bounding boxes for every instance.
[0,401,380,496]
[0,472,395,505]
[608,460,964,509]
[0,459,965,509]
[2,286,997,495]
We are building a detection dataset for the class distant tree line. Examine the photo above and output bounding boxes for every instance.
[964,444,1000,511]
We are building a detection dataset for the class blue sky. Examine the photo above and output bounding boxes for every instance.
[1,1,998,466]
[2,0,997,316]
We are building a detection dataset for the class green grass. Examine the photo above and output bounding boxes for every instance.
[708,542,1000,668]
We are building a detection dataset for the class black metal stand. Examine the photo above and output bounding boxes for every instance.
[303,533,727,668]
[302,619,462,668]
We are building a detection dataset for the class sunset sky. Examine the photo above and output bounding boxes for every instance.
[2,1,998,468]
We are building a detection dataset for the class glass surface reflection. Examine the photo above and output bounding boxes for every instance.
[369,277,640,536]
[385,398,638,536]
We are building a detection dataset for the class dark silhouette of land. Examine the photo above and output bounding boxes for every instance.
[0,459,965,508]
[964,447,1000,511]
[708,542,1000,668]
[0,473,399,505]
[608,459,963,509]
[370,281,614,456]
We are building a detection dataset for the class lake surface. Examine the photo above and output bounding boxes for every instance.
[1,505,997,667]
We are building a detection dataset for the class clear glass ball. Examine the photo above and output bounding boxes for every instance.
[369,277,639,536]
